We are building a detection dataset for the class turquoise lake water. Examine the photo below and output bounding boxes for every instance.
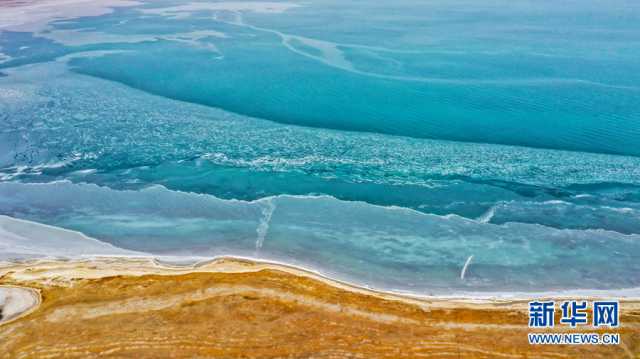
[0,0,639,294]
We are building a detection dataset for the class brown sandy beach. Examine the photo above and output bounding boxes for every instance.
[0,257,638,358]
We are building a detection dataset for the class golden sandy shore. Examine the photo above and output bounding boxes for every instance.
[0,257,638,358]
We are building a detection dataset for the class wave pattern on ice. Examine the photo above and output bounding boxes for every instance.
[1,181,639,293]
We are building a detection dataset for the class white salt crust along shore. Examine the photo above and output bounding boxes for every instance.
[1,255,639,330]
[0,285,40,325]
[1,215,640,303]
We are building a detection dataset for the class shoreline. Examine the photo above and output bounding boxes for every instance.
[1,255,638,358]
[2,254,639,303]
[2,209,638,301]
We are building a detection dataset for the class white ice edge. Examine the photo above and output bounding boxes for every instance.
[1,214,638,302]
[0,214,144,257]
[4,252,639,302]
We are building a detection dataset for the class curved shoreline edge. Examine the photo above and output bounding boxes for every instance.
[1,255,639,308]
[2,213,639,301]
[2,256,638,358]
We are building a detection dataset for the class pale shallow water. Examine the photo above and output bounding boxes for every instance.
[0,0,639,295]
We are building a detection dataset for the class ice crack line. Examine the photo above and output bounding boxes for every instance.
[255,198,276,252]
[460,255,474,280]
